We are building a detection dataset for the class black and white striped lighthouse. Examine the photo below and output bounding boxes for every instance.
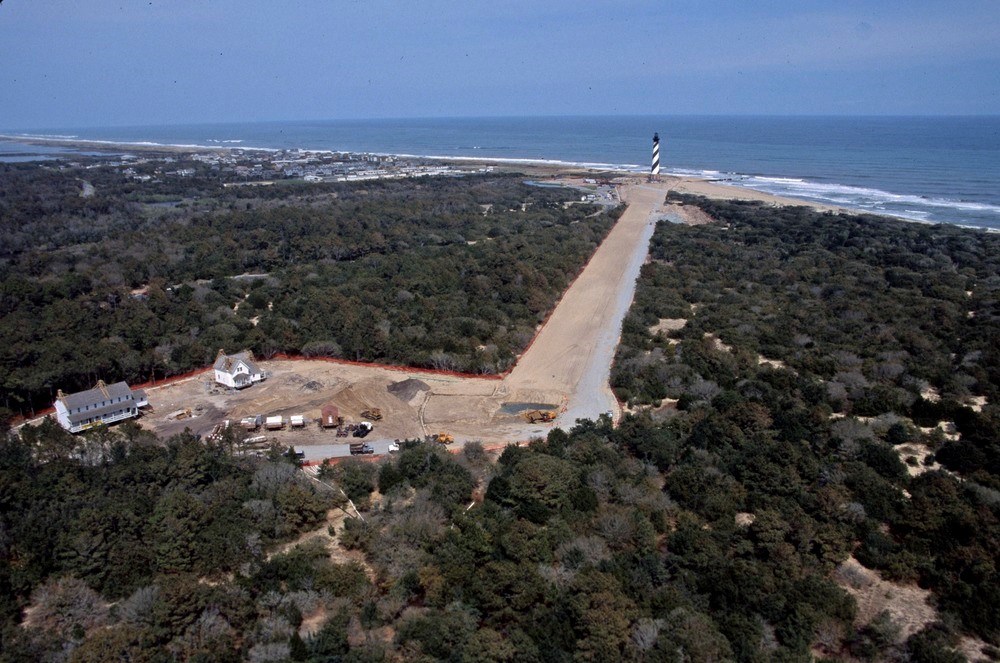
[651,132,661,179]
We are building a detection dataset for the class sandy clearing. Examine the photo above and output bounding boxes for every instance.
[966,395,988,412]
[124,177,846,460]
[894,442,943,477]
[649,318,687,335]
[660,202,715,226]
[834,556,992,660]
[834,556,935,643]
[757,356,790,371]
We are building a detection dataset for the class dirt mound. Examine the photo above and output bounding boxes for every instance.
[388,378,430,402]
[667,203,716,226]
[330,379,390,419]
[301,380,324,392]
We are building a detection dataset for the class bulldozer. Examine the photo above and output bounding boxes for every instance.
[361,408,383,421]
[427,432,454,445]
[523,410,556,424]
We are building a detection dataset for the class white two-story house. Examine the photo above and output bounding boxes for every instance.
[53,380,147,433]
[213,349,266,389]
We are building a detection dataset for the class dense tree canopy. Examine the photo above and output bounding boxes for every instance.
[0,160,619,416]
[611,197,1000,656]
[3,179,998,661]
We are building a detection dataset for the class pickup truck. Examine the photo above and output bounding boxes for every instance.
[349,442,375,455]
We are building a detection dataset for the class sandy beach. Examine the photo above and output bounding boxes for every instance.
[1,133,853,215]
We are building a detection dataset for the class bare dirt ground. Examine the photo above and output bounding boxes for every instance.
[833,556,992,661]
[835,556,936,643]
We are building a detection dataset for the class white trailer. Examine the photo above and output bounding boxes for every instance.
[265,415,284,430]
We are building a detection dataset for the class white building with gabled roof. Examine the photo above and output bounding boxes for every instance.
[53,380,144,433]
[213,349,266,389]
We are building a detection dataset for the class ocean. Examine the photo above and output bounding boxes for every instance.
[3,116,999,230]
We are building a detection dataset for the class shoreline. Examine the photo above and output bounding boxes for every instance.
[2,133,996,231]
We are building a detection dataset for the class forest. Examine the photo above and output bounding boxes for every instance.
[0,170,1000,663]
[610,197,1000,660]
[0,159,618,417]
[1,195,997,661]
[4,403,995,660]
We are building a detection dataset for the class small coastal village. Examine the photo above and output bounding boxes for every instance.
[42,143,490,187]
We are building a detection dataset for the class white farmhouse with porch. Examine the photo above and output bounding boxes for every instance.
[213,349,266,389]
[54,380,147,433]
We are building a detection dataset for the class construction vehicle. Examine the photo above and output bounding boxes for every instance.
[427,432,454,445]
[523,410,556,423]
[361,408,383,421]
[353,422,374,438]
[349,442,374,455]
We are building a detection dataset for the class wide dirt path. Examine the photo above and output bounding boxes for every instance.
[133,180,673,450]
[502,183,666,425]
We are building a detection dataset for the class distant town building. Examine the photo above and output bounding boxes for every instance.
[54,380,147,433]
[213,349,266,389]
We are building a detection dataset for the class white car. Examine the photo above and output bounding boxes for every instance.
[388,441,400,454]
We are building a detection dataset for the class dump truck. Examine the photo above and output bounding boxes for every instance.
[523,410,556,423]
[349,442,374,455]
[361,408,383,421]
[353,421,374,438]
[321,404,343,428]
[265,416,284,430]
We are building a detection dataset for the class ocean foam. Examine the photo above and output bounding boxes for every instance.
[722,173,1000,227]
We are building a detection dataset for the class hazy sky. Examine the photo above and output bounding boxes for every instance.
[2,1,998,129]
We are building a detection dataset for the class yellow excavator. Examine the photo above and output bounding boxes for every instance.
[523,410,556,424]
[428,432,454,445]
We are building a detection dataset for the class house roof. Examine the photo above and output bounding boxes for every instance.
[65,398,136,426]
[213,349,261,376]
[58,380,134,412]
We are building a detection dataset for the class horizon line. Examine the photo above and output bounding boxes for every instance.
[4,112,1000,133]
